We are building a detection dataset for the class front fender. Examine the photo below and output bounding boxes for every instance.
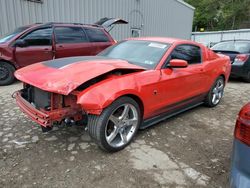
[76,76,143,115]
[0,46,17,68]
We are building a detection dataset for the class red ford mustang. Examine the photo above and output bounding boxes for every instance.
[14,37,231,152]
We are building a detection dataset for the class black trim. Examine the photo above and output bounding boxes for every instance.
[212,50,240,54]
[42,56,115,68]
[140,93,206,129]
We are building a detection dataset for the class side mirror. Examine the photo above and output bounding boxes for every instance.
[14,39,28,48]
[169,59,188,68]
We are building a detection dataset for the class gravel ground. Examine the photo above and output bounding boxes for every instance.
[0,80,249,188]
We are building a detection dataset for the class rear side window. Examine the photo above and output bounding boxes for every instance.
[170,44,202,64]
[84,27,110,42]
[55,27,88,44]
[21,28,52,46]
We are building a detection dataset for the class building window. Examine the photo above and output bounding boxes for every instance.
[25,0,43,3]
[131,28,141,38]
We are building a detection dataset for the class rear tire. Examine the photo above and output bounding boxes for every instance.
[204,76,225,107]
[88,97,141,152]
[0,62,15,86]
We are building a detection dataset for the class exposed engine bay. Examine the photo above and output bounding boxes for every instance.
[18,84,85,132]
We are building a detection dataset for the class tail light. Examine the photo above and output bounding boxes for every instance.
[234,104,250,146]
[233,54,249,65]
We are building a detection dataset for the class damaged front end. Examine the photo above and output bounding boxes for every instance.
[15,84,84,131]
[14,57,146,131]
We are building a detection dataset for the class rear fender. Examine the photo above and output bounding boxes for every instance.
[219,55,231,83]
[207,55,231,86]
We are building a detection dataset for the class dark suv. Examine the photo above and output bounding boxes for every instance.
[0,19,125,85]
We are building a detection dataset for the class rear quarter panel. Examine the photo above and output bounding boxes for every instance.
[204,55,231,88]
[202,47,231,90]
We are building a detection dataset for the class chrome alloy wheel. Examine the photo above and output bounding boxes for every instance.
[211,79,224,105]
[105,103,139,148]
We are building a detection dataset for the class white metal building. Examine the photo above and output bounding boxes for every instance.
[192,29,250,47]
[0,0,194,40]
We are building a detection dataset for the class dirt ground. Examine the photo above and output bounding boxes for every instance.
[0,80,249,188]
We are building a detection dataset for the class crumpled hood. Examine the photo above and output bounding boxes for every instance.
[15,56,145,95]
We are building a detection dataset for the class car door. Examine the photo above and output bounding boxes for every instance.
[84,27,113,55]
[157,44,206,114]
[15,27,53,67]
[54,26,95,58]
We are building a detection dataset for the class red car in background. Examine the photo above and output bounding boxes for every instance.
[14,37,231,152]
[0,18,127,85]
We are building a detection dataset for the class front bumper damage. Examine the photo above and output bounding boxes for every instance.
[15,90,83,128]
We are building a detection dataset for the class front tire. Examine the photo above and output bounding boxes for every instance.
[204,76,225,107]
[0,62,16,86]
[88,97,141,152]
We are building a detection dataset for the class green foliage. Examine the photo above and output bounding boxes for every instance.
[185,0,250,31]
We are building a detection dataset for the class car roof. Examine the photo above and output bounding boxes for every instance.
[127,37,197,45]
[24,22,103,31]
[40,22,102,28]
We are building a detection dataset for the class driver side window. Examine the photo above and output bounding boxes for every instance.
[21,28,52,46]
[164,44,202,68]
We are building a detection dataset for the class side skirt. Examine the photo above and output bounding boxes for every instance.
[140,98,205,130]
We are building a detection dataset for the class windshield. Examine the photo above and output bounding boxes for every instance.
[212,41,250,53]
[0,26,30,43]
[98,40,170,69]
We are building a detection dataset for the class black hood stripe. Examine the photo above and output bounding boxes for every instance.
[43,56,115,69]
